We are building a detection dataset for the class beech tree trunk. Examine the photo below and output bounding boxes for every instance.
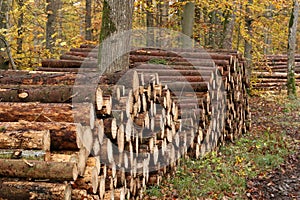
[287,0,299,99]
[98,0,135,73]
[181,2,195,48]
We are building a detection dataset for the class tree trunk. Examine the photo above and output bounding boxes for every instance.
[17,0,24,54]
[98,0,135,73]
[181,2,195,48]
[85,0,92,40]
[244,0,253,77]
[221,1,236,49]
[287,0,299,99]
[0,1,16,70]
[46,0,59,53]
[263,4,273,55]
[146,0,154,46]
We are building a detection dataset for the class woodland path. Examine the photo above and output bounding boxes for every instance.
[246,94,300,200]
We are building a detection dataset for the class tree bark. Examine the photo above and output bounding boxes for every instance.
[0,122,84,151]
[287,0,299,99]
[0,102,95,128]
[42,59,97,68]
[85,0,92,40]
[0,180,72,200]
[46,0,59,52]
[181,2,195,48]
[16,0,24,54]
[146,0,154,46]
[98,0,135,73]
[221,1,236,49]
[244,0,253,77]
[0,84,96,103]
[0,159,78,181]
[0,129,50,151]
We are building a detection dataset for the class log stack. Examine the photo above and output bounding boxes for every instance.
[0,45,250,199]
[253,54,300,90]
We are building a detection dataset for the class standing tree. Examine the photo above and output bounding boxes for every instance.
[0,1,16,70]
[221,0,236,49]
[85,0,92,41]
[98,0,135,73]
[17,0,24,54]
[287,0,299,99]
[46,0,59,53]
[181,2,195,48]
[244,0,253,77]
[146,0,154,46]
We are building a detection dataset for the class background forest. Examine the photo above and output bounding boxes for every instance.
[0,0,296,69]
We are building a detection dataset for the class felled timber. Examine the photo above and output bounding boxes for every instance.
[0,180,72,200]
[0,159,78,181]
[0,122,84,151]
[0,102,95,128]
[0,129,50,151]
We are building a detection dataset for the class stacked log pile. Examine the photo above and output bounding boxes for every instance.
[0,45,250,199]
[253,54,300,90]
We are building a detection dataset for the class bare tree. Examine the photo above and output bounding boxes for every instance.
[287,0,299,99]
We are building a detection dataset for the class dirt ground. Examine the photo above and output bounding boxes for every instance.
[246,95,300,200]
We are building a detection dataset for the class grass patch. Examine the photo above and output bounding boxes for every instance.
[148,58,168,65]
[145,94,299,199]
[145,123,296,199]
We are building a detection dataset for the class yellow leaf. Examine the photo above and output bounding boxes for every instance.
[60,41,67,46]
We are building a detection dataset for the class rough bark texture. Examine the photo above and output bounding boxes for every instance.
[0,122,83,151]
[0,102,95,128]
[0,159,78,181]
[98,0,135,73]
[0,180,72,200]
[0,84,96,103]
[287,0,299,99]
[0,129,50,151]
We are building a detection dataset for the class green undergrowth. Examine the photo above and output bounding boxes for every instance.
[145,95,299,199]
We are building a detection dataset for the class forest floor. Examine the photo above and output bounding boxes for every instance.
[144,91,300,199]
